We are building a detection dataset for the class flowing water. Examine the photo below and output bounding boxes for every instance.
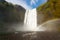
[14,8,45,31]
[24,8,38,31]
[23,8,46,31]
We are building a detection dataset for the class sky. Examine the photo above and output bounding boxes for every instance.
[5,0,47,10]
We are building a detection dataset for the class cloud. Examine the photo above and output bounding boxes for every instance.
[5,0,47,10]
[30,0,38,5]
[5,0,32,10]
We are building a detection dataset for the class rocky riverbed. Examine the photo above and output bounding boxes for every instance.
[0,31,60,40]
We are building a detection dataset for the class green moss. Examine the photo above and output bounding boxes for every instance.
[37,0,60,31]
[37,0,60,18]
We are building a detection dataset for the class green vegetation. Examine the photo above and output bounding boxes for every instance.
[37,0,60,18]
[37,0,60,31]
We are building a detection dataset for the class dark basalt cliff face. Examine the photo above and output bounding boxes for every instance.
[0,1,26,32]
[0,0,5,2]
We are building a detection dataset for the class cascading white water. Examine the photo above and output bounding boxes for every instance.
[14,8,46,31]
[24,8,38,31]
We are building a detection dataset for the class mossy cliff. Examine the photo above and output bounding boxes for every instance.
[37,0,60,31]
[37,0,60,25]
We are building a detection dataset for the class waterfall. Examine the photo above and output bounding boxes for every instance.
[15,8,46,31]
[24,8,38,31]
